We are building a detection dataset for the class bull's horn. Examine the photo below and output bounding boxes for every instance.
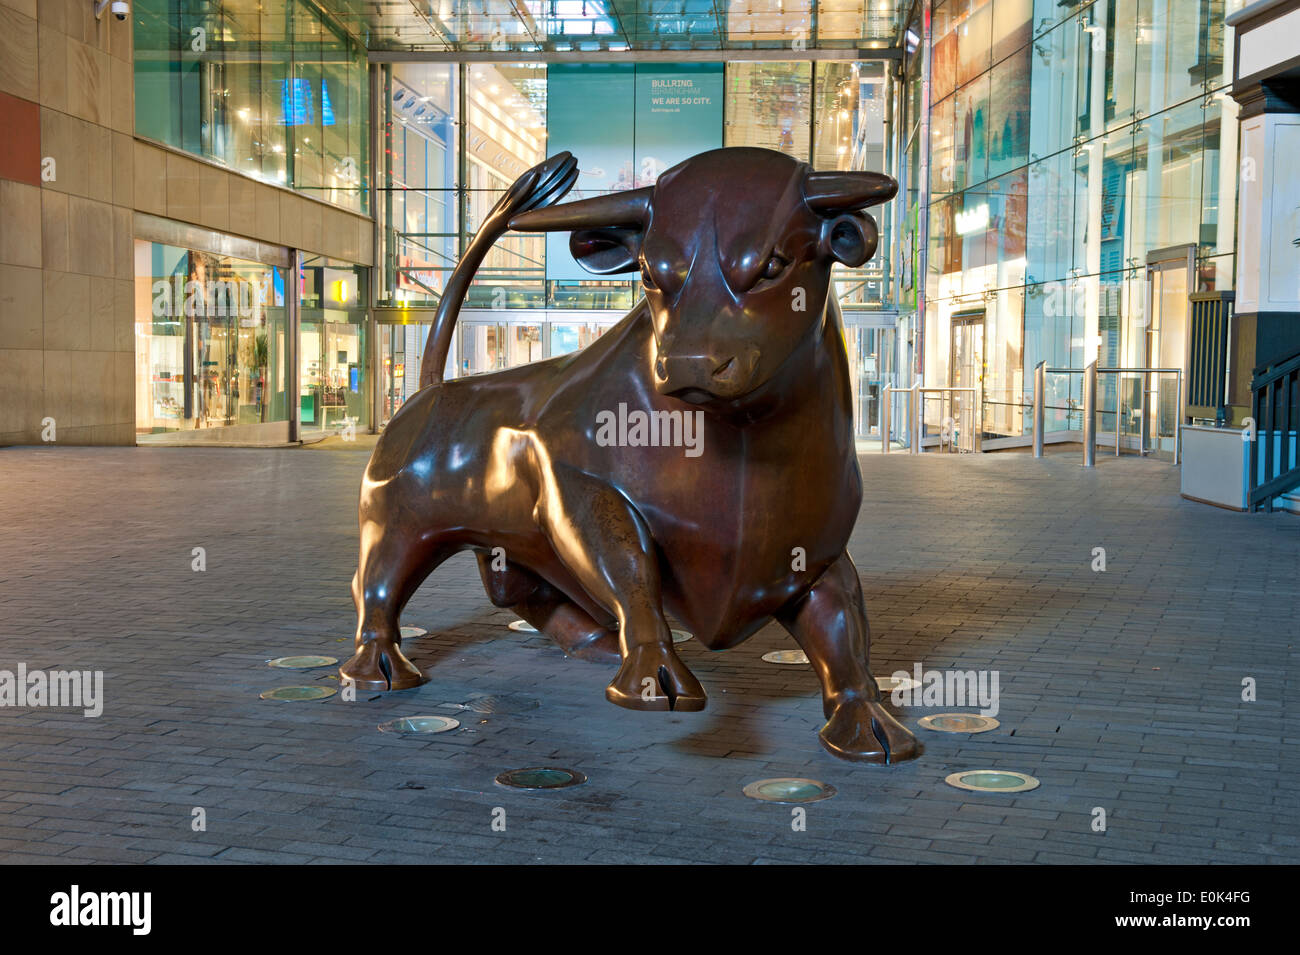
[803,170,898,213]
[509,186,652,232]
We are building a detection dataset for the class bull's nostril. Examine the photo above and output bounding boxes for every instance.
[712,356,735,378]
[655,357,667,378]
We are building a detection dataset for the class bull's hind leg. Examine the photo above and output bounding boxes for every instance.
[338,521,454,691]
[776,551,919,763]
[535,462,705,711]
[475,554,620,663]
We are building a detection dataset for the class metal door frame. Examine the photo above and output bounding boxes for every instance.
[949,308,985,452]
[1144,244,1196,453]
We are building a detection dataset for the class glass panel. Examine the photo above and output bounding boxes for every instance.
[987,47,1030,179]
[1135,0,1207,120]
[1131,98,1206,256]
[1028,18,1081,162]
[955,0,993,88]
[299,254,368,435]
[134,239,287,440]
[725,62,811,161]
[133,0,368,212]
[953,72,990,190]
[459,322,503,376]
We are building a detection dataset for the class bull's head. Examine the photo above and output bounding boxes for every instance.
[510,147,895,405]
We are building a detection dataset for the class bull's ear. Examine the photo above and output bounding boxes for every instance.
[570,227,643,275]
[819,212,879,268]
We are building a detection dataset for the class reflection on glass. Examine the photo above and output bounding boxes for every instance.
[134,240,288,439]
[133,0,368,212]
[299,254,368,434]
[725,62,811,161]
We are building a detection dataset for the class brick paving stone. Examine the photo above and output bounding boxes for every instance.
[0,446,1297,864]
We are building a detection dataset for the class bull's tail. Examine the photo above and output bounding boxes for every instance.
[417,152,579,388]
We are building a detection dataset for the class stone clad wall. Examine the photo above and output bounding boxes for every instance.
[0,0,373,447]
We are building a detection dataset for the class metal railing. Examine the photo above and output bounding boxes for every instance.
[1031,361,1184,467]
[1248,349,1300,511]
[880,382,978,454]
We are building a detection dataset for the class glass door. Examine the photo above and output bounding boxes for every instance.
[949,312,985,452]
[1145,250,1193,458]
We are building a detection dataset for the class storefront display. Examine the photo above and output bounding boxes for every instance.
[134,241,289,441]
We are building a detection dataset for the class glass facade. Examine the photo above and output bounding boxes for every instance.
[134,0,370,213]
[374,59,897,432]
[122,0,1245,451]
[900,0,1241,445]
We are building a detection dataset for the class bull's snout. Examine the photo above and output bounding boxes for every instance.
[654,345,761,401]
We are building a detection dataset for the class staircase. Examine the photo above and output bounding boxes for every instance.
[1248,349,1300,512]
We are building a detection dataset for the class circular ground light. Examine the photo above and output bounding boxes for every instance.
[762,649,810,665]
[259,685,336,702]
[494,767,586,791]
[742,777,836,804]
[919,713,1000,734]
[400,625,427,639]
[378,715,460,735]
[267,655,338,669]
[944,770,1039,793]
[507,619,538,633]
[877,675,922,694]
[671,629,692,644]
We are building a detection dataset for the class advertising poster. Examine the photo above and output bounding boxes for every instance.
[544,63,724,282]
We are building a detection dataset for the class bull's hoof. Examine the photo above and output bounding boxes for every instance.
[819,698,920,764]
[605,644,706,712]
[339,640,426,692]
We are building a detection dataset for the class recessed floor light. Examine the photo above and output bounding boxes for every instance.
[762,649,810,664]
[495,767,586,790]
[260,685,336,702]
[400,625,427,639]
[267,655,337,669]
[508,619,538,633]
[944,769,1039,793]
[742,777,836,803]
[671,629,692,644]
[919,713,1000,733]
[378,715,460,735]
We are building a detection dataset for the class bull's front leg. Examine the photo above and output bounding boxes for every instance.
[535,461,705,711]
[776,551,919,763]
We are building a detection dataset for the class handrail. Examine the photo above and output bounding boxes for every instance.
[1248,348,1300,511]
[1252,350,1300,389]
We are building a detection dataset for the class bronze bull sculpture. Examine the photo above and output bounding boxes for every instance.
[340,147,919,763]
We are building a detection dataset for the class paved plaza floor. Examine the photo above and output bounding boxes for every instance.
[0,445,1296,864]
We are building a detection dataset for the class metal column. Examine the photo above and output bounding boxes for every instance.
[1082,360,1096,468]
[287,248,301,444]
[880,385,891,454]
[1032,360,1045,458]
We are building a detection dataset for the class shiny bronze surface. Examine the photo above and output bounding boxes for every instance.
[341,147,919,763]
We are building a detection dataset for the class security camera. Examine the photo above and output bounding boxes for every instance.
[93,1,128,21]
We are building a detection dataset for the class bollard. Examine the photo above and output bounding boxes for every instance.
[1082,360,1097,468]
[910,380,922,454]
[881,385,891,454]
[1032,360,1045,459]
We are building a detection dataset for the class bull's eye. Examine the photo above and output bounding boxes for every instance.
[761,253,789,282]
